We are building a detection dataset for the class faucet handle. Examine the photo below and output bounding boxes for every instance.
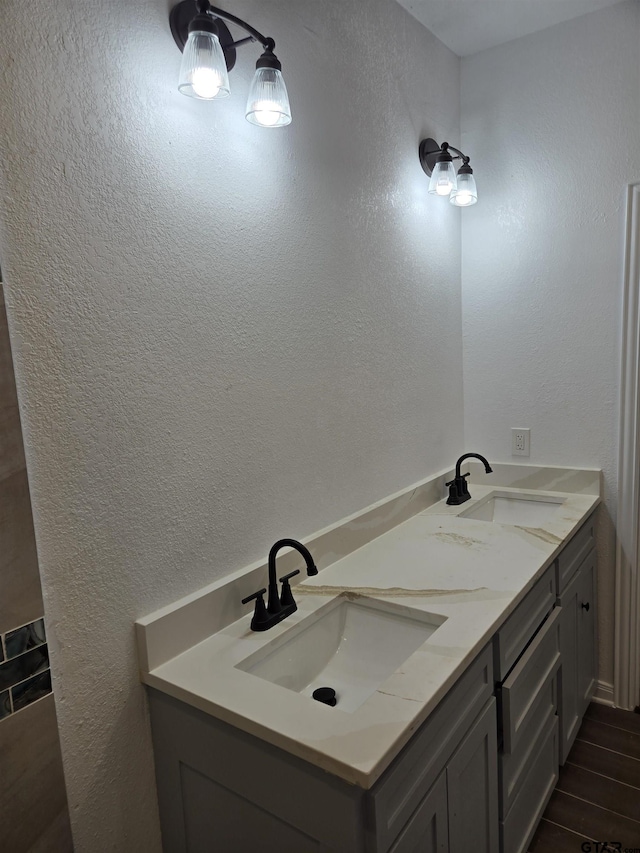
[242,587,267,605]
[445,472,470,488]
[279,570,300,609]
[279,570,301,583]
[241,588,270,631]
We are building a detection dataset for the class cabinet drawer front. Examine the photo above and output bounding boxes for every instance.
[495,565,556,681]
[500,716,559,853]
[369,645,493,853]
[499,689,556,818]
[556,515,595,595]
[500,607,561,755]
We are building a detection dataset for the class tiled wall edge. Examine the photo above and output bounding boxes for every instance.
[137,463,602,672]
[0,618,51,720]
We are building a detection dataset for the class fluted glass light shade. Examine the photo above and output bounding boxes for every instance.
[428,159,457,196]
[246,51,291,127]
[450,168,478,207]
[178,30,230,99]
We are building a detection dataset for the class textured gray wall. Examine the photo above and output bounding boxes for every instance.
[461,0,640,691]
[0,1,463,848]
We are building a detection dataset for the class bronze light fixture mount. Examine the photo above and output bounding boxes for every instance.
[169,0,291,126]
[169,0,277,71]
[418,138,470,176]
[418,138,478,207]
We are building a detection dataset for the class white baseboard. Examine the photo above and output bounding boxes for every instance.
[592,680,615,706]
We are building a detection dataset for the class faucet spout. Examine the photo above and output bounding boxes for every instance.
[454,453,492,479]
[446,452,493,505]
[267,538,318,615]
[242,538,318,631]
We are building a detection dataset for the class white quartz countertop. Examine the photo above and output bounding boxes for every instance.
[139,479,598,789]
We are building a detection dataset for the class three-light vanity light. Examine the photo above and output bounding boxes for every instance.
[169,0,292,127]
[419,139,478,207]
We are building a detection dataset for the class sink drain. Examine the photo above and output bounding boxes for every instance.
[312,687,337,706]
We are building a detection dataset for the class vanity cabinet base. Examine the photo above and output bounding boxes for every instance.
[149,689,365,853]
[494,511,598,852]
[148,647,497,853]
[146,510,599,853]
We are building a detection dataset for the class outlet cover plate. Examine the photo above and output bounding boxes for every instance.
[512,428,530,457]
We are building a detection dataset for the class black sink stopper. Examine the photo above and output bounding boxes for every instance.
[312,687,337,706]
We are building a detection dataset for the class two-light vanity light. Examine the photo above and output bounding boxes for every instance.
[419,139,478,207]
[170,0,292,127]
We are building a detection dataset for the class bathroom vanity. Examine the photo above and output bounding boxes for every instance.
[137,466,599,853]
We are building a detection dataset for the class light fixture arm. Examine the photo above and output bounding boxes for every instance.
[204,4,275,50]
[419,138,472,177]
[442,143,470,165]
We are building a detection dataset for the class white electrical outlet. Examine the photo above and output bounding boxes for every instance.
[511,428,530,457]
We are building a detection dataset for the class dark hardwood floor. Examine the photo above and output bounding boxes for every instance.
[529,704,640,852]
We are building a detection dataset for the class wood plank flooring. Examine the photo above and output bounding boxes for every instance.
[529,703,640,852]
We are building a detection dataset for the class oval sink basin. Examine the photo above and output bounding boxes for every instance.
[459,491,564,527]
[236,596,446,713]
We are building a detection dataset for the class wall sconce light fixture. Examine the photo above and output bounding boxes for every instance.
[169,0,292,127]
[419,139,478,207]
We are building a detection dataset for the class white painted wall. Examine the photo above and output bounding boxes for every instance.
[460,0,640,689]
[0,1,463,848]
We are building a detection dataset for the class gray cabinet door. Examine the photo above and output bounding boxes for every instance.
[557,549,596,765]
[389,773,449,853]
[181,764,326,853]
[558,568,580,765]
[577,552,596,717]
[149,690,366,853]
[447,699,498,853]
[369,646,493,853]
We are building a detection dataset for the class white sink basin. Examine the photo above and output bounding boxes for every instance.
[459,491,564,527]
[236,596,446,713]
